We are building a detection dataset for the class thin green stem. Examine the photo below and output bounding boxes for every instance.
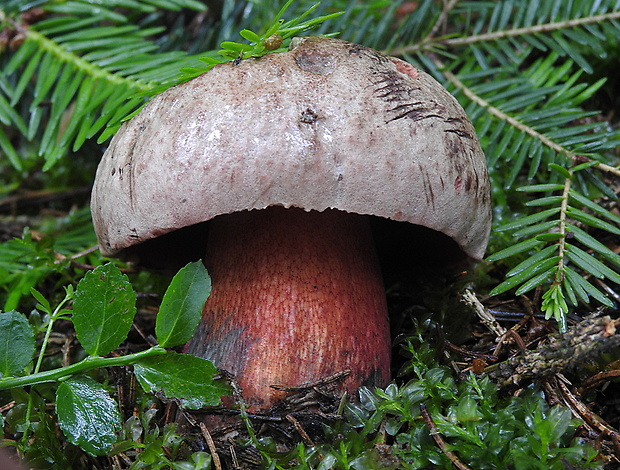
[27,291,72,424]
[33,298,70,376]
[0,347,167,391]
[555,175,572,287]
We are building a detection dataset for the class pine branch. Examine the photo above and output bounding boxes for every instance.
[433,56,620,182]
[435,58,574,158]
[391,11,616,56]
[24,29,152,91]
[426,10,620,51]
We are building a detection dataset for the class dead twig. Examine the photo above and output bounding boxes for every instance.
[420,403,472,470]
[556,375,619,446]
[487,315,620,388]
[200,422,222,470]
[270,370,351,391]
[461,290,506,337]
[285,414,315,447]
[577,369,620,394]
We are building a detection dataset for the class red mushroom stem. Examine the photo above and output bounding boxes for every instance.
[185,206,391,410]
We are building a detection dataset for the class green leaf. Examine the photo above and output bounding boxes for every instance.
[524,196,564,207]
[568,190,620,225]
[541,283,568,325]
[517,183,564,192]
[548,163,571,179]
[495,208,561,232]
[489,257,559,296]
[0,311,35,378]
[486,238,544,262]
[30,288,52,315]
[239,29,261,43]
[505,245,557,277]
[534,232,564,242]
[73,263,136,356]
[134,352,229,409]
[564,267,614,307]
[156,261,211,348]
[514,266,556,295]
[513,220,559,238]
[567,207,620,235]
[56,375,121,456]
[565,245,620,285]
[567,224,620,266]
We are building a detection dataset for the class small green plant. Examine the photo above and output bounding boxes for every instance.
[0,261,229,457]
[268,341,600,469]
[146,0,344,98]
[247,339,600,469]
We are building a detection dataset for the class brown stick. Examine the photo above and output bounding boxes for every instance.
[420,403,472,470]
[200,422,222,470]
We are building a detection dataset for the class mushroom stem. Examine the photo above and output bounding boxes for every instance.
[185,206,391,410]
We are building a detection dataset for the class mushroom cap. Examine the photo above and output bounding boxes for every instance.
[91,37,491,262]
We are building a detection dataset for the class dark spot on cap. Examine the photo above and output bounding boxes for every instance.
[300,108,318,123]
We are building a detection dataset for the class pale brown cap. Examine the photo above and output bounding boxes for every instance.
[91,37,491,265]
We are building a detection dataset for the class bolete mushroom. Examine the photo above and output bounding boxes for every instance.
[91,37,491,410]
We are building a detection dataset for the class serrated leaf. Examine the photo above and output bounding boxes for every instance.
[156,261,211,348]
[56,375,121,456]
[73,263,136,356]
[0,311,35,378]
[134,352,229,409]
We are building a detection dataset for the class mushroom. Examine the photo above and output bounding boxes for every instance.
[91,37,491,410]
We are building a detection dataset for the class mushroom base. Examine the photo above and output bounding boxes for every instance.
[185,206,391,410]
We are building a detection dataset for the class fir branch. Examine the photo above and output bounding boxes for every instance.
[17,27,152,92]
[432,57,576,160]
[389,5,620,65]
[432,56,620,182]
[441,11,620,48]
